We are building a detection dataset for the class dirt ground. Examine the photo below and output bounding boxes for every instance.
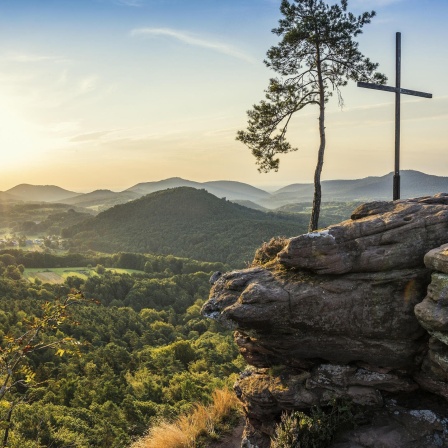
[209,420,245,448]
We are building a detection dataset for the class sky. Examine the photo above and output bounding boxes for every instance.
[0,0,447,192]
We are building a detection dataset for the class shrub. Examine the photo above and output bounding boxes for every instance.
[252,236,288,266]
[271,399,357,448]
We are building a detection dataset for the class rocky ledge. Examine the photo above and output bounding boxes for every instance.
[202,194,448,448]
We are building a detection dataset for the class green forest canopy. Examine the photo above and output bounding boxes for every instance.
[0,249,242,447]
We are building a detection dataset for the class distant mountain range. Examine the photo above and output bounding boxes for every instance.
[125,178,270,202]
[261,171,448,208]
[2,171,448,210]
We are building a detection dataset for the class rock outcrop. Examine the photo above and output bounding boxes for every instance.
[415,243,448,401]
[202,194,448,448]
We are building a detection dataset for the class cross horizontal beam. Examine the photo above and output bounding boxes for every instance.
[357,32,433,201]
[357,81,432,99]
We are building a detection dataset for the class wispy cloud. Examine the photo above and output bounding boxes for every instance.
[351,0,404,6]
[78,75,100,95]
[69,130,114,143]
[130,27,255,63]
[114,0,143,6]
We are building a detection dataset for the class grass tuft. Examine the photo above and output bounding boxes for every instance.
[131,388,241,448]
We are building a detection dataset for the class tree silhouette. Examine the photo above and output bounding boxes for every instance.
[237,0,386,231]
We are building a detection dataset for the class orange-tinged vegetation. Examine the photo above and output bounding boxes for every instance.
[132,388,241,448]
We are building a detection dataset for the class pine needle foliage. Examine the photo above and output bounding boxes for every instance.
[237,0,386,231]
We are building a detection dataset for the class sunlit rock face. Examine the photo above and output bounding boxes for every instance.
[204,267,429,369]
[278,194,448,273]
[202,194,448,448]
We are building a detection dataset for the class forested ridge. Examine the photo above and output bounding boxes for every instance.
[0,190,386,447]
[0,188,317,446]
[63,187,306,266]
[0,250,243,447]
[0,202,92,236]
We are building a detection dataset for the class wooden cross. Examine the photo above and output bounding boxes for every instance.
[357,32,432,200]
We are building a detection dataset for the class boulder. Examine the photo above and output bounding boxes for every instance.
[204,267,429,369]
[330,404,448,448]
[414,251,448,398]
[278,194,448,274]
[415,273,448,344]
[424,243,448,274]
[202,195,448,447]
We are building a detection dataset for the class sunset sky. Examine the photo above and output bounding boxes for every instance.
[0,0,447,192]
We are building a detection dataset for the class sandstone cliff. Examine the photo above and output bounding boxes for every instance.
[202,194,448,448]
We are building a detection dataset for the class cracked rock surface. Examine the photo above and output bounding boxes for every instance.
[202,195,448,448]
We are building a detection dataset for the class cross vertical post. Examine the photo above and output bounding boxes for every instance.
[357,32,432,201]
[394,32,401,200]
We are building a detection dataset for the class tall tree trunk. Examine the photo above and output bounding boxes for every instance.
[309,105,325,231]
[309,49,326,232]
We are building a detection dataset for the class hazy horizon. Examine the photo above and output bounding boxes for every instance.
[3,169,446,195]
[1,0,447,192]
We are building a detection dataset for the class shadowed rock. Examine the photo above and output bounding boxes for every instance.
[205,267,429,369]
[202,195,448,448]
[414,245,448,401]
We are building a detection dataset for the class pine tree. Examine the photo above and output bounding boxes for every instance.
[237,0,386,231]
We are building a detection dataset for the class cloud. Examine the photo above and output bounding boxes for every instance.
[351,0,404,6]
[130,27,255,63]
[69,130,114,143]
[78,75,100,95]
[114,0,143,6]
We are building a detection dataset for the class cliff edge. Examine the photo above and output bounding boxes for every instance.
[202,194,448,448]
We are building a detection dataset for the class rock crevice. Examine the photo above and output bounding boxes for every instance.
[203,194,448,448]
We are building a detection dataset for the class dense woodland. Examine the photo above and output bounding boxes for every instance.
[0,202,92,236]
[0,187,366,447]
[62,188,304,266]
[0,188,358,267]
[0,249,243,447]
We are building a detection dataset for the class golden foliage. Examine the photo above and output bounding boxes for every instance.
[132,388,241,448]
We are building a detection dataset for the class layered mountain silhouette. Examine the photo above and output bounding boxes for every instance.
[261,171,448,207]
[126,177,270,202]
[2,171,447,209]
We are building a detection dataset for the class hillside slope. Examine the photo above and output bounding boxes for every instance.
[6,184,79,202]
[64,187,305,266]
[61,189,141,209]
[127,177,270,202]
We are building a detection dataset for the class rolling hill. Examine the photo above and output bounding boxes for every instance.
[61,189,141,210]
[5,184,80,203]
[0,191,21,202]
[63,187,306,266]
[126,177,270,202]
[261,170,448,207]
[126,177,201,196]
[3,171,447,210]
